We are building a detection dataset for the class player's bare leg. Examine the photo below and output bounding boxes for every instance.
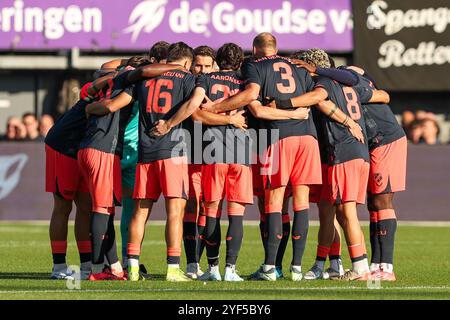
[290,185,310,281]
[199,200,223,281]
[368,192,397,280]
[223,201,246,281]
[335,202,370,280]
[74,191,92,279]
[127,199,152,281]
[165,197,190,281]
[304,200,335,280]
[49,193,73,279]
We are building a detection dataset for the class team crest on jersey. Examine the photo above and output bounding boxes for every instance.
[124,0,168,42]
[374,173,383,186]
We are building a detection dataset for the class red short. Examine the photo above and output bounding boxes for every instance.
[45,145,88,200]
[322,159,370,205]
[252,160,264,198]
[202,163,253,204]
[133,157,189,200]
[309,164,328,203]
[368,137,407,194]
[262,135,322,189]
[188,164,203,201]
[78,148,122,209]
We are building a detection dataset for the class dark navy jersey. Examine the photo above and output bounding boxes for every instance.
[45,99,88,159]
[350,71,405,150]
[314,76,374,165]
[196,71,251,165]
[79,72,134,158]
[310,107,327,164]
[134,70,196,163]
[242,55,317,143]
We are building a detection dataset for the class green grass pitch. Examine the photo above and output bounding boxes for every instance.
[0,222,449,300]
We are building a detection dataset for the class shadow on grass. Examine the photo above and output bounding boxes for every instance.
[0,273,169,281]
[0,273,51,280]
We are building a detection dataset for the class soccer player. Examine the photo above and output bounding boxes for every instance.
[148,41,170,64]
[84,57,185,282]
[295,59,404,280]
[282,48,390,280]
[183,45,216,279]
[200,33,323,281]
[119,42,171,272]
[192,45,216,74]
[44,76,115,280]
[192,43,250,281]
[342,66,406,281]
[79,56,156,281]
[126,42,199,282]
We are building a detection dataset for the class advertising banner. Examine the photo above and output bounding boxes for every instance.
[0,143,449,221]
[0,0,352,51]
[353,0,450,91]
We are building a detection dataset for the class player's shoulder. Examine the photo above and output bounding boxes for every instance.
[210,71,243,83]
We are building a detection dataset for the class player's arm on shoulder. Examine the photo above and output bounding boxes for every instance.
[126,63,184,83]
[203,83,260,114]
[369,89,390,104]
[151,87,206,136]
[86,73,117,98]
[316,100,365,143]
[86,92,133,115]
[275,87,328,109]
[192,109,247,130]
[248,100,309,121]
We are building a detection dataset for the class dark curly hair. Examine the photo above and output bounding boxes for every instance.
[216,43,244,71]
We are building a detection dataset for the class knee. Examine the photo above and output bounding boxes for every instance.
[370,195,393,211]
[54,197,72,216]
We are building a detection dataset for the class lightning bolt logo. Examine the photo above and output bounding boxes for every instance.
[124,0,168,42]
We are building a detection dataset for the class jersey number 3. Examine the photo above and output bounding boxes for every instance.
[146,79,173,113]
[273,62,296,94]
[343,87,361,120]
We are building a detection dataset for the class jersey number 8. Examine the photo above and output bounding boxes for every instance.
[342,86,361,120]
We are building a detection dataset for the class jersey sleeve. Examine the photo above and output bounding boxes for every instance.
[113,71,135,98]
[241,61,260,86]
[196,74,209,92]
[354,85,374,104]
[316,67,359,87]
[304,70,316,92]
[184,74,197,98]
[314,76,331,92]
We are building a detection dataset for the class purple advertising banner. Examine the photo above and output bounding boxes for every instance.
[0,0,353,51]
[0,142,449,221]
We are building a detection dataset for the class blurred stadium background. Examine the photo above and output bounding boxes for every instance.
[0,0,449,221]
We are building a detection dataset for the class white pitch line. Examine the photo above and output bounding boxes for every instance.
[0,286,449,294]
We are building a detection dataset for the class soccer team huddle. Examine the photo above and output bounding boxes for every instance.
[44,32,407,283]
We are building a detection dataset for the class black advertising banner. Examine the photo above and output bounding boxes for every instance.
[353,0,450,91]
